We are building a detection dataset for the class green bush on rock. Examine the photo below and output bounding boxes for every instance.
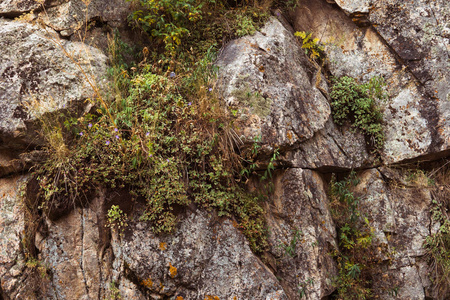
[29,0,274,252]
[330,76,387,151]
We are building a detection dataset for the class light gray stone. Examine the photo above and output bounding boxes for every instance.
[113,210,288,300]
[293,0,450,164]
[353,168,433,299]
[0,0,40,16]
[0,18,108,149]
[217,17,330,149]
[39,0,132,36]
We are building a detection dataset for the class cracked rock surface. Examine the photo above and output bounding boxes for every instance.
[0,0,449,299]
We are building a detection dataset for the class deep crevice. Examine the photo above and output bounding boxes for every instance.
[79,210,91,299]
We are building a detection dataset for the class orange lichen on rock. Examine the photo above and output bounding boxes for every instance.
[287,130,293,141]
[205,295,220,300]
[141,277,153,288]
[159,242,167,250]
[169,263,177,278]
[176,296,184,300]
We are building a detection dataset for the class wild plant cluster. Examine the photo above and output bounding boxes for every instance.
[30,0,277,252]
[424,164,450,299]
[330,76,387,151]
[329,172,377,299]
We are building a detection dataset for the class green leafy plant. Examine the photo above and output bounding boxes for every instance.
[294,31,324,60]
[108,281,122,299]
[330,76,387,150]
[25,257,49,279]
[235,14,257,37]
[107,205,129,235]
[278,228,302,258]
[129,0,269,57]
[329,171,377,300]
[129,0,205,54]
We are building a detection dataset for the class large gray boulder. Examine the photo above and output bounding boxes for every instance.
[217,17,371,170]
[113,210,288,300]
[292,0,450,164]
[0,18,108,150]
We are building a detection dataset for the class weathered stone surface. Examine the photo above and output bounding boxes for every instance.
[33,191,150,300]
[0,175,28,298]
[0,18,108,149]
[217,17,330,149]
[367,0,450,160]
[262,168,337,300]
[353,168,433,299]
[0,0,40,16]
[38,205,104,299]
[113,210,288,300]
[39,0,132,36]
[217,16,371,169]
[293,0,450,164]
[334,0,371,15]
[282,119,371,170]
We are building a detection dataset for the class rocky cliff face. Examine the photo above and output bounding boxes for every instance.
[0,0,449,299]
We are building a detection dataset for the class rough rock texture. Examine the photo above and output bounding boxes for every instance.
[262,168,337,299]
[114,210,288,299]
[0,0,449,299]
[292,0,450,164]
[35,191,146,300]
[353,168,434,299]
[0,0,40,16]
[217,17,330,148]
[217,17,372,170]
[0,18,108,149]
[39,0,132,36]
[0,175,28,298]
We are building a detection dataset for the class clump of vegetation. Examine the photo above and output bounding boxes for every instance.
[107,205,128,235]
[28,0,278,253]
[424,164,450,299]
[329,171,378,300]
[129,0,270,57]
[294,31,324,61]
[330,76,387,150]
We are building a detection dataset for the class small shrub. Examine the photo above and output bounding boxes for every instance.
[235,14,257,37]
[106,205,128,235]
[294,31,324,60]
[329,171,377,300]
[330,76,387,150]
[128,0,205,54]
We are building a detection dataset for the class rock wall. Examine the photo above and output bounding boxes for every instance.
[0,0,449,299]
